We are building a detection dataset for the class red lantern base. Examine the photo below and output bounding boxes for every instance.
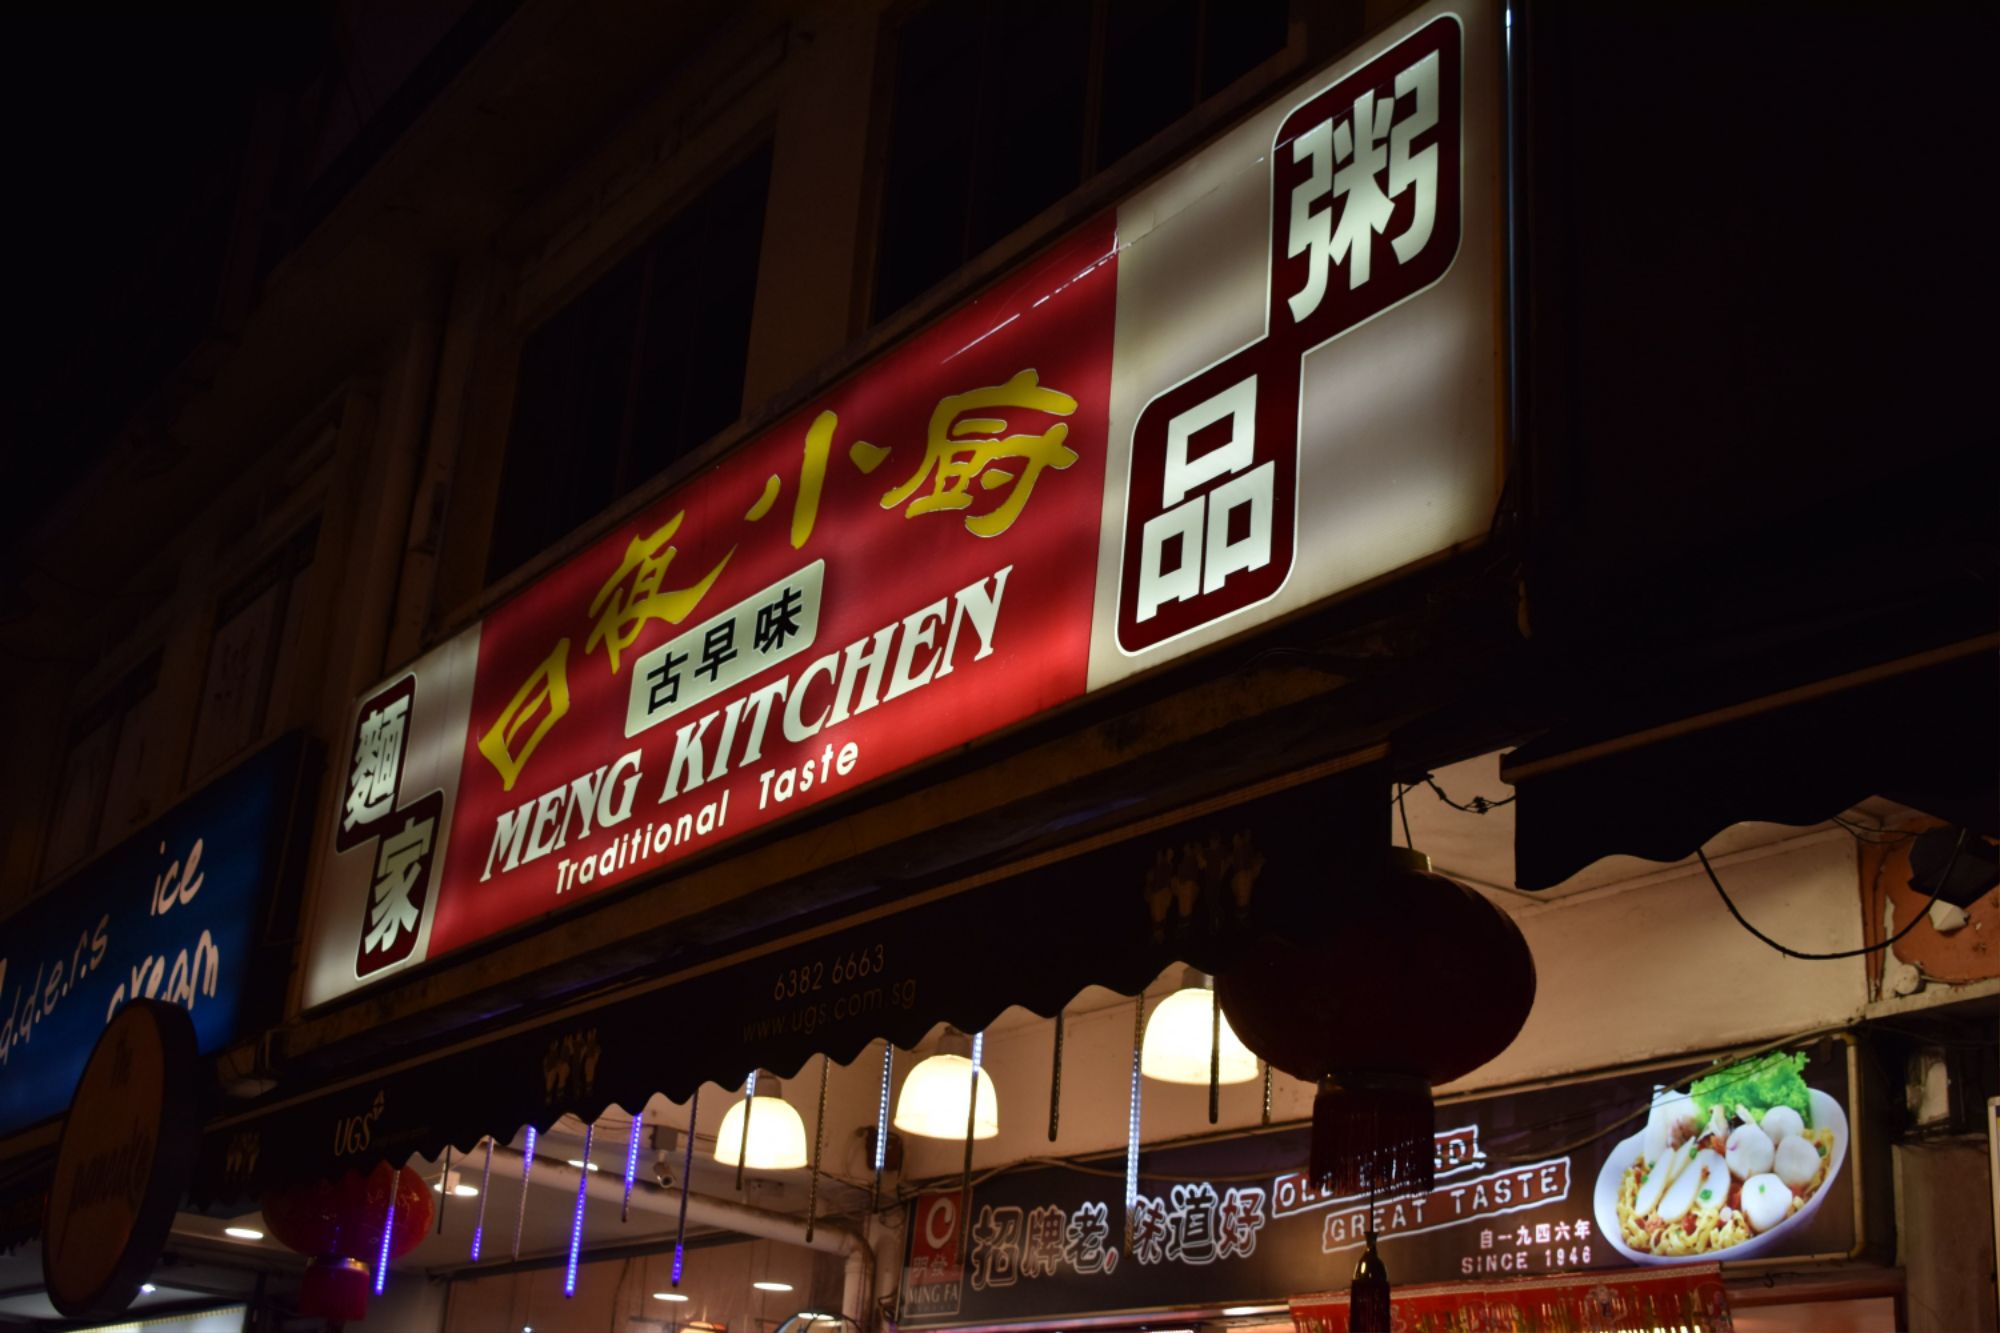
[301,1256,371,1322]
[1312,1072,1435,1196]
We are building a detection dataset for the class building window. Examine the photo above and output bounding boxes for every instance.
[186,521,319,781]
[487,143,774,584]
[42,657,161,883]
[872,0,1292,322]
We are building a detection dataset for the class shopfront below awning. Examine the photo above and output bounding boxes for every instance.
[888,1035,1862,1333]
[193,763,1385,1204]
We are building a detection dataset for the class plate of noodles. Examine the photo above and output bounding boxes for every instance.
[1593,1051,1848,1264]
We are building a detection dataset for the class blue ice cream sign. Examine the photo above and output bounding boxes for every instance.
[0,734,311,1136]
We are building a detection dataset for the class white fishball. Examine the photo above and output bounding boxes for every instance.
[1759,1106,1805,1144]
[1741,1173,1792,1232]
[1773,1135,1820,1189]
[1725,1123,1775,1180]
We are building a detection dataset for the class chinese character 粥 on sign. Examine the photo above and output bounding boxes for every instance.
[1115,16,1460,655]
[1274,18,1459,340]
[1284,50,1441,317]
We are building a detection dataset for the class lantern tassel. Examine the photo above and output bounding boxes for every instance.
[1310,1072,1435,1197]
[1349,1181,1392,1333]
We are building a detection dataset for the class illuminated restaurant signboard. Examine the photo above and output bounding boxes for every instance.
[899,1039,1860,1326]
[301,0,1502,1005]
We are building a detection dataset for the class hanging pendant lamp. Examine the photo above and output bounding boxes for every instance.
[714,1073,810,1169]
[894,1030,999,1139]
[1140,969,1259,1085]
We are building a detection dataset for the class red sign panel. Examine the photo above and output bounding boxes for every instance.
[903,1190,968,1321]
[346,219,1116,978]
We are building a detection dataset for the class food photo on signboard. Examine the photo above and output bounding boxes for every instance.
[1598,1049,1848,1264]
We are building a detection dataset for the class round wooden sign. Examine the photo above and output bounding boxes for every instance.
[42,999,201,1318]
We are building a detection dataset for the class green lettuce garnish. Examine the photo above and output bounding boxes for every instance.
[1690,1051,1811,1125]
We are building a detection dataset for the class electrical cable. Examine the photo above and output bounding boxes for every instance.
[1421,772,1515,814]
[1699,828,1967,961]
[1830,815,1919,843]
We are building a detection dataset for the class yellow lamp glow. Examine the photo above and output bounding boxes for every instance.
[713,1092,809,1169]
[893,1053,999,1140]
[1141,984,1259,1085]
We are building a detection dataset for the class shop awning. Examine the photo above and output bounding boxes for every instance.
[192,763,1383,1204]
[1502,637,1998,890]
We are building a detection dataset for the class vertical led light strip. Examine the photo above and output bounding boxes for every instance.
[564,1123,594,1297]
[622,1112,644,1223]
[873,1043,893,1173]
[805,1054,831,1243]
[512,1126,538,1261]
[1125,997,1144,1246]
[469,1138,494,1261]
[871,1042,893,1220]
[1048,1010,1065,1142]
[673,1088,698,1287]
[734,1071,758,1191]
[373,1181,398,1296]
[956,1029,986,1264]
[436,1147,452,1235]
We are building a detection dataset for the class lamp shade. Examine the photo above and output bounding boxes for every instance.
[713,1094,809,1169]
[893,1054,999,1140]
[1141,986,1260,1085]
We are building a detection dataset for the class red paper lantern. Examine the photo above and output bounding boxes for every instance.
[262,1163,434,1321]
[1217,847,1535,1198]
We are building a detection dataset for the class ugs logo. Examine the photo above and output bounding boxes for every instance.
[333,1090,387,1157]
[1116,16,1461,654]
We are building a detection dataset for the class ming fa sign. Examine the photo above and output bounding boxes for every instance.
[1114,14,1468,655]
[43,1001,201,1319]
[902,1190,969,1320]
